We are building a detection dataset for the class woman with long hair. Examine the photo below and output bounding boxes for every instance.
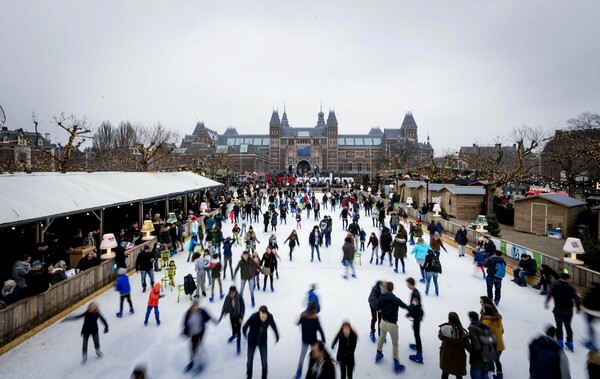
[331,322,358,379]
[392,224,408,274]
[481,303,504,379]
[284,230,300,261]
[438,312,471,379]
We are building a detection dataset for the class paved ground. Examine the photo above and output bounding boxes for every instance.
[450,217,566,259]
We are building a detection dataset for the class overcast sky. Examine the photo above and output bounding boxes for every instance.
[1,1,599,153]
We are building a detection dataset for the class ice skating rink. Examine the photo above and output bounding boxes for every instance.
[0,205,591,378]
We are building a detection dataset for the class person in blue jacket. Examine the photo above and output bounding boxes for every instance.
[222,237,236,280]
[411,238,431,283]
[307,283,321,314]
[115,268,134,317]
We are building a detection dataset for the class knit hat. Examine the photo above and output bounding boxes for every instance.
[117,268,127,275]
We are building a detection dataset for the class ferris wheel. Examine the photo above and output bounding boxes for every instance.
[0,105,5,125]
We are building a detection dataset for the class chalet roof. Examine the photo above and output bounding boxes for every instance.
[515,193,587,207]
[399,181,425,189]
[428,183,454,191]
[442,186,486,196]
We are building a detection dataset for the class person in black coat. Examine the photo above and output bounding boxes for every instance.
[243,305,280,379]
[529,326,570,379]
[62,301,108,363]
[219,285,246,355]
[532,264,559,295]
[114,245,127,269]
[467,312,495,377]
[583,282,600,350]
[454,226,468,257]
[512,254,537,287]
[135,245,155,293]
[375,281,408,373]
[0,279,22,306]
[295,302,326,379]
[368,281,384,342]
[379,227,393,266]
[332,322,357,379]
[306,340,336,379]
[406,277,424,364]
[545,272,581,351]
[183,300,216,372]
[25,260,51,296]
[77,251,101,272]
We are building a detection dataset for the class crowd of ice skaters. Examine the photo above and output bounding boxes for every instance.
[61,184,600,379]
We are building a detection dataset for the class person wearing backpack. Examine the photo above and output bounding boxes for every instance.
[467,311,496,379]
[481,304,504,379]
[423,249,442,296]
[484,250,506,306]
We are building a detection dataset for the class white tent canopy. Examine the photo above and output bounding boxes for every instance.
[0,171,222,227]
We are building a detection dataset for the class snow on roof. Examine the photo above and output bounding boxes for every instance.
[428,183,455,192]
[0,171,222,227]
[399,181,425,189]
[442,186,486,195]
[515,193,586,207]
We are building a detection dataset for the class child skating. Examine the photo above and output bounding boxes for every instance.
[144,282,164,326]
[115,268,134,317]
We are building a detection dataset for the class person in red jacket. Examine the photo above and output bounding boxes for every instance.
[144,282,163,326]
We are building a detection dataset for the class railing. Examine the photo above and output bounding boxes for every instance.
[0,238,156,348]
[0,215,215,349]
[404,207,600,290]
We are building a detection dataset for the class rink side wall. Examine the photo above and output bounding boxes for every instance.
[0,237,157,348]
[405,207,600,290]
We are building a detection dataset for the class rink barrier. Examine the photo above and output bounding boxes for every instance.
[0,216,212,351]
[0,238,156,350]
[405,207,600,290]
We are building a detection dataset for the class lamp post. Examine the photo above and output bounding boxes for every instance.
[563,237,585,265]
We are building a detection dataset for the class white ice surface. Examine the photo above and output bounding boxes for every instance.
[0,204,591,379]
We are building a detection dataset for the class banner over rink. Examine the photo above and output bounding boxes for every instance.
[295,174,355,186]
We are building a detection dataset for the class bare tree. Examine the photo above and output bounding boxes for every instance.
[20,113,92,173]
[462,126,546,214]
[91,121,115,171]
[131,123,179,171]
[427,150,460,183]
[542,112,600,195]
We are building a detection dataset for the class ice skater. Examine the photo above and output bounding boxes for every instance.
[183,300,216,372]
[62,301,109,363]
[144,282,163,326]
[115,268,134,317]
[331,322,358,379]
[243,305,280,379]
